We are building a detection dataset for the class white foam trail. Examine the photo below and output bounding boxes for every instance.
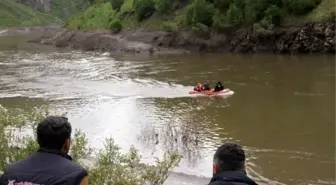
[0,30,8,36]
[0,93,23,98]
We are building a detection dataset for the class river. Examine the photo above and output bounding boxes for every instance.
[0,35,335,185]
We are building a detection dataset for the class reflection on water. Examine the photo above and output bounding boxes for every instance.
[0,43,335,185]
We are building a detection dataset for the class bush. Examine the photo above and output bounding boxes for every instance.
[155,0,173,14]
[213,0,232,12]
[184,0,215,27]
[134,0,156,21]
[226,3,244,26]
[243,0,270,24]
[212,10,230,30]
[328,10,336,21]
[108,0,125,11]
[160,21,178,31]
[232,0,246,9]
[66,15,85,29]
[283,0,319,15]
[110,19,123,32]
[252,18,274,36]
[0,104,182,185]
[263,4,281,26]
[120,0,135,14]
[66,2,122,30]
[191,23,210,35]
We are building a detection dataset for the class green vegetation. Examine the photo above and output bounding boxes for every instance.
[49,0,91,19]
[0,0,91,27]
[0,0,333,30]
[284,0,335,25]
[0,104,181,185]
[67,0,335,34]
[0,0,62,27]
[66,2,122,31]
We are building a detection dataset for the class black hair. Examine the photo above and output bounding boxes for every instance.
[214,142,246,172]
[37,116,72,150]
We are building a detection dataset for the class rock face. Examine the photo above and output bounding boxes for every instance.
[39,29,187,54]
[155,21,336,54]
[18,0,51,12]
[272,22,335,54]
[39,21,335,54]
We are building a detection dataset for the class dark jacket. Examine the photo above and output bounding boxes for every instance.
[214,83,224,92]
[208,171,258,185]
[202,83,211,90]
[0,148,87,185]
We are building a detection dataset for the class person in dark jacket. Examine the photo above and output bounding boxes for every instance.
[0,116,88,185]
[214,81,224,92]
[202,80,211,91]
[209,142,258,185]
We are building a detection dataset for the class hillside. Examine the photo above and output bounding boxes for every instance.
[284,0,335,25]
[49,0,90,19]
[0,0,90,27]
[66,0,336,33]
[0,0,62,27]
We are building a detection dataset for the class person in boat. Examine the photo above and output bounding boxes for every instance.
[202,80,211,91]
[193,83,202,91]
[214,81,224,92]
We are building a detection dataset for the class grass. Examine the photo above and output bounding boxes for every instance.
[50,0,90,20]
[305,0,335,21]
[120,0,134,15]
[120,5,185,30]
[284,0,336,26]
[0,0,63,27]
[121,13,165,29]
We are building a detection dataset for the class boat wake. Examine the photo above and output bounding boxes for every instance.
[0,51,236,100]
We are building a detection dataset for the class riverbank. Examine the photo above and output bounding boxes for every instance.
[42,21,336,54]
[1,20,335,54]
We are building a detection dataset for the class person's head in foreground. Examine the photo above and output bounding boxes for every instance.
[0,116,88,185]
[209,142,258,185]
[37,116,72,154]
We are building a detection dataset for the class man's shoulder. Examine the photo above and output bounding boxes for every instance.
[63,160,87,174]
[6,152,86,174]
[61,158,88,185]
[209,182,236,185]
[209,182,250,185]
[5,153,37,172]
[0,153,87,185]
[58,156,87,176]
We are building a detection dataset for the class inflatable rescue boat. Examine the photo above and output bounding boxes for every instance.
[189,88,234,96]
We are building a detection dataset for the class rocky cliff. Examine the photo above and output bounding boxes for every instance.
[230,22,335,54]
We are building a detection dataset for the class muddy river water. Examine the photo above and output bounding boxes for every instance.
[0,35,335,185]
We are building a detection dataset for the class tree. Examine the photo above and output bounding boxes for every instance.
[108,0,125,11]
[282,0,319,15]
[155,0,173,14]
[134,0,156,21]
[184,0,215,27]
